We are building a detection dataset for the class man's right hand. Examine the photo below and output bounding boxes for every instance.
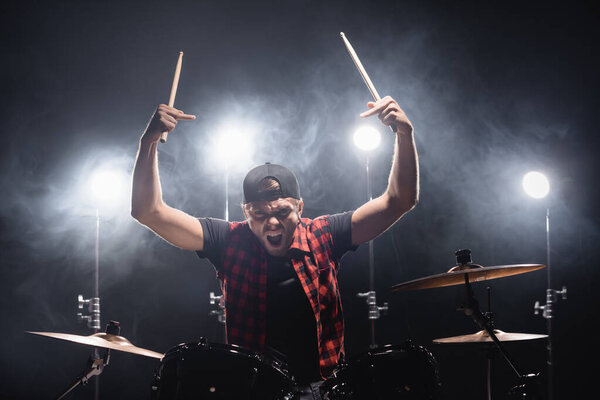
[142,104,196,143]
[132,104,204,251]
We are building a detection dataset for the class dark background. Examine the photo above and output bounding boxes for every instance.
[1,1,598,399]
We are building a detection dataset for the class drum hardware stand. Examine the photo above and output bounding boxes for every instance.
[54,321,120,400]
[531,206,566,400]
[454,249,542,399]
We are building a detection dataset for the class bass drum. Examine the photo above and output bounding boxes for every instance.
[151,339,295,400]
[323,341,441,400]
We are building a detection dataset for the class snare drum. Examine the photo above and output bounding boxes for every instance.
[323,342,441,400]
[151,339,295,400]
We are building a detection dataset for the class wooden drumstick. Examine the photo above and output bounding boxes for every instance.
[340,33,397,132]
[160,51,184,143]
[340,32,381,101]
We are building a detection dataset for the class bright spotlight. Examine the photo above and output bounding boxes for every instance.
[90,168,127,202]
[216,126,255,169]
[353,126,381,151]
[522,171,550,199]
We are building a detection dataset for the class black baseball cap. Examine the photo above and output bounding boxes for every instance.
[242,163,301,204]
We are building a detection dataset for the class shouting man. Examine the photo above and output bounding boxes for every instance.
[131,95,419,398]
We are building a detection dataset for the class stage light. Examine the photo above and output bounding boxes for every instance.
[89,168,128,205]
[353,126,381,151]
[522,171,549,199]
[217,126,255,170]
[213,123,256,221]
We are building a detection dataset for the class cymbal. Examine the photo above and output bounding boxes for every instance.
[433,329,548,344]
[27,331,163,359]
[390,263,545,292]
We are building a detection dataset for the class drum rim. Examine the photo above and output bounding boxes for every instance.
[163,339,256,354]
[160,338,294,379]
[322,342,442,398]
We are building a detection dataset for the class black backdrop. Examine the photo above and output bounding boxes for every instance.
[1,1,598,399]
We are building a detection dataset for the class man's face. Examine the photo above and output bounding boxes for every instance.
[243,197,303,257]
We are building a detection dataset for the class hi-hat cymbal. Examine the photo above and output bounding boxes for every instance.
[27,331,163,359]
[390,264,545,292]
[433,329,548,344]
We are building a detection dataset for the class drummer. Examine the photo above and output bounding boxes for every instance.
[131,96,419,397]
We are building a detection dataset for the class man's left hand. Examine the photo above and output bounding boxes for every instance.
[360,96,413,137]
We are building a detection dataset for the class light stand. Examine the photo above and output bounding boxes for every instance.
[208,165,227,340]
[75,167,125,399]
[209,164,226,340]
[354,127,388,349]
[77,209,101,332]
[224,164,229,222]
[77,208,102,400]
[522,172,567,400]
[54,321,121,400]
[532,207,567,400]
[209,133,250,342]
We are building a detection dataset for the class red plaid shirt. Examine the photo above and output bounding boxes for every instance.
[212,216,345,378]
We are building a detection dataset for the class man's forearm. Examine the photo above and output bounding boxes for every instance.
[129,105,204,251]
[350,97,420,245]
[386,129,419,214]
[131,138,164,221]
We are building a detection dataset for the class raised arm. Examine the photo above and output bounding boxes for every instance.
[351,96,419,245]
[131,104,205,251]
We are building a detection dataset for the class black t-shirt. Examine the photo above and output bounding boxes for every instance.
[198,211,355,384]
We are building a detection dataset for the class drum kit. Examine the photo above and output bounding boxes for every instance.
[28,249,548,400]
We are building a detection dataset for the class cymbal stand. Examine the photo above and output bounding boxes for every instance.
[54,321,119,400]
[55,353,106,400]
[459,273,541,399]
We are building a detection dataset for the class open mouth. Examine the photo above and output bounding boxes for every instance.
[266,233,283,246]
